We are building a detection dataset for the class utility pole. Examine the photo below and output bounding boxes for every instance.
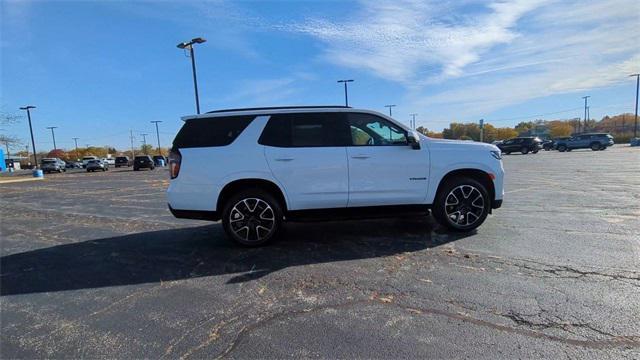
[72,137,80,160]
[582,96,590,132]
[151,120,163,155]
[384,104,396,117]
[140,133,148,154]
[409,113,418,129]
[46,126,58,150]
[130,130,136,158]
[19,106,38,166]
[177,38,207,114]
[4,140,9,158]
[630,74,639,138]
[337,79,354,106]
[479,119,485,142]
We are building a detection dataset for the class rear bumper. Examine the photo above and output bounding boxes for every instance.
[168,205,220,221]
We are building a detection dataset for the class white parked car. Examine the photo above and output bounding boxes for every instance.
[167,106,504,246]
[81,156,98,168]
[102,157,115,165]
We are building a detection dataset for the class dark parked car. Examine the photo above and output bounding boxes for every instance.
[497,137,542,155]
[115,156,132,167]
[86,159,108,172]
[65,161,82,169]
[134,155,155,171]
[555,133,614,152]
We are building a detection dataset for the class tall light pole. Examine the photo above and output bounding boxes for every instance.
[177,37,207,114]
[384,104,396,116]
[337,79,354,106]
[582,96,590,132]
[630,74,639,138]
[409,113,418,129]
[140,133,148,154]
[46,126,58,150]
[19,105,38,166]
[72,137,80,160]
[151,120,163,156]
[479,119,485,142]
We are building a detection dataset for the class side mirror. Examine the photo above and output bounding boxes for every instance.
[407,131,421,150]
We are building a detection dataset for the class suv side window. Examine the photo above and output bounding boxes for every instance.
[348,113,407,146]
[259,113,349,147]
[173,116,255,148]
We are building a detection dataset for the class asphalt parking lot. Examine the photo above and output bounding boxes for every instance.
[1,146,639,358]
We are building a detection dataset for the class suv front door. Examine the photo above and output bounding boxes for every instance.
[261,113,350,210]
[346,113,429,207]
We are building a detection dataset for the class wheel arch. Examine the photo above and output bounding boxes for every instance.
[435,168,496,210]
[217,178,288,213]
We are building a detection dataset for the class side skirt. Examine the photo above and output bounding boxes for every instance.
[285,204,431,222]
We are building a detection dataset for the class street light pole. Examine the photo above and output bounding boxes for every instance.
[151,120,163,155]
[630,74,640,138]
[140,133,148,154]
[409,113,418,129]
[19,106,38,167]
[384,104,396,117]
[46,126,58,150]
[177,37,207,114]
[72,137,79,160]
[582,96,590,132]
[337,79,354,106]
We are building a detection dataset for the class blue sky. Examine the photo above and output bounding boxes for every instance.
[2,0,639,152]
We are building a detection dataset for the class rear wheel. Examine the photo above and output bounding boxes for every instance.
[222,189,283,246]
[520,147,529,154]
[591,142,601,151]
[557,145,567,152]
[433,177,490,232]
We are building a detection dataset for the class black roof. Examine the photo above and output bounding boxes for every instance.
[206,105,351,114]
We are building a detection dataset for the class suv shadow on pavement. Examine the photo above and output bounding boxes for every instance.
[1,218,473,296]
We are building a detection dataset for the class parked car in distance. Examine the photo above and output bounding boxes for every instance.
[103,157,116,165]
[491,140,503,145]
[555,133,614,152]
[497,137,542,155]
[82,156,99,168]
[541,139,554,151]
[115,156,132,167]
[65,161,82,169]
[167,106,505,246]
[41,158,66,173]
[152,155,167,166]
[134,155,155,171]
[86,159,108,172]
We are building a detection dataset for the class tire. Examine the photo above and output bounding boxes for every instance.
[433,177,490,232]
[591,142,601,151]
[557,145,567,152]
[504,152,511,155]
[532,149,539,154]
[520,147,529,155]
[222,189,284,246]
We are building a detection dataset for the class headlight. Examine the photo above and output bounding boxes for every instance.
[490,150,502,160]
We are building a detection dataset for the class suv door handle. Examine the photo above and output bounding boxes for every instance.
[351,155,370,159]
[274,157,294,162]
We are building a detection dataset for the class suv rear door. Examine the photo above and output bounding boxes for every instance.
[261,112,350,210]
[346,113,429,206]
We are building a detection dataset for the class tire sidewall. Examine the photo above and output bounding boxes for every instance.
[433,177,490,232]
[521,147,529,154]
[222,190,283,246]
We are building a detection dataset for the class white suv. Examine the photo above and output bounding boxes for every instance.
[167,106,504,246]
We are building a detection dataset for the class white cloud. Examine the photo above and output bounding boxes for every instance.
[283,0,640,122]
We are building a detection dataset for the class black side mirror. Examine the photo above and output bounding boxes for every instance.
[407,132,421,150]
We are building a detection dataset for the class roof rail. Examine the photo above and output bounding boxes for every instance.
[206,105,351,114]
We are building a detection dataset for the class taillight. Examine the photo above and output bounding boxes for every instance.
[169,148,181,179]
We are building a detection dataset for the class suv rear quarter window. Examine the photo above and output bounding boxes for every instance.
[173,116,255,148]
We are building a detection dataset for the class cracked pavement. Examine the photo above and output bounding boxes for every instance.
[1,146,639,358]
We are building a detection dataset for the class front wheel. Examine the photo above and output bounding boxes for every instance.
[222,189,284,246]
[433,177,490,232]
[591,143,601,151]
[520,147,529,154]
[557,145,567,152]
